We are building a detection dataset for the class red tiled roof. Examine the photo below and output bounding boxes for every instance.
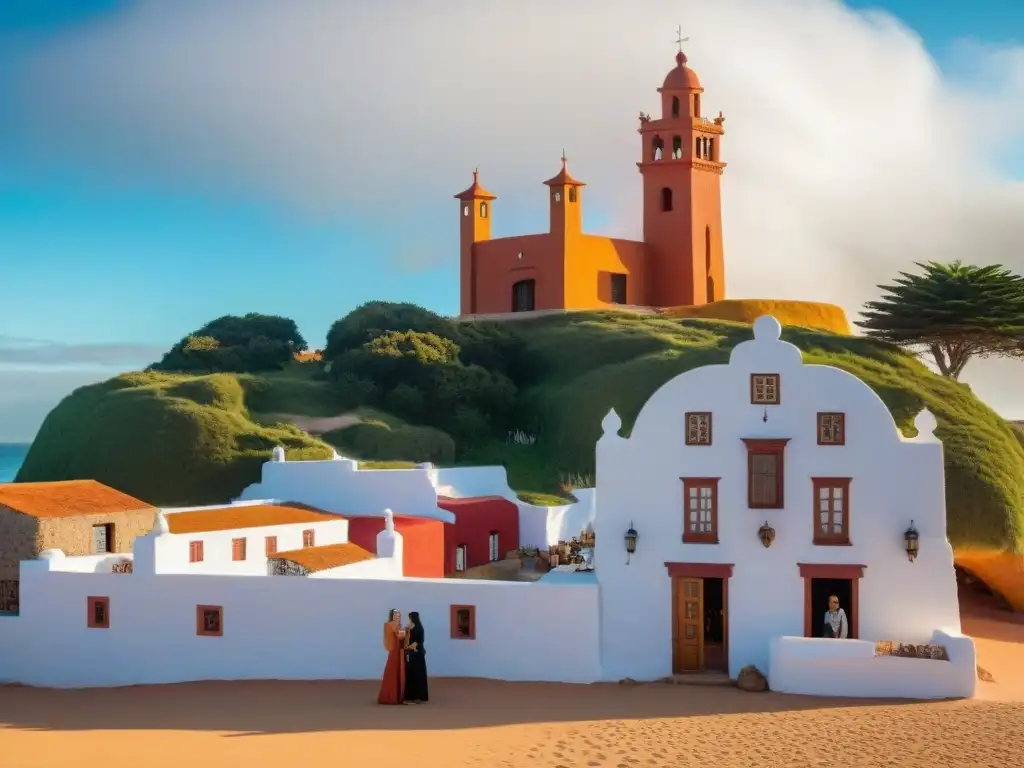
[270,542,374,573]
[167,503,339,534]
[0,480,154,519]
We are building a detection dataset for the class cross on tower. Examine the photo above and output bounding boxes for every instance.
[674,25,689,53]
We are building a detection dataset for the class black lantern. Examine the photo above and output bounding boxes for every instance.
[758,521,776,548]
[904,521,919,562]
[624,522,638,564]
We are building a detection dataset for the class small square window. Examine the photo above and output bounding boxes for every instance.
[750,374,780,405]
[450,604,476,640]
[231,537,246,561]
[685,412,712,445]
[265,536,278,557]
[87,596,110,629]
[0,579,20,616]
[302,529,315,548]
[817,412,846,445]
[92,523,113,554]
[189,540,204,563]
[196,605,223,637]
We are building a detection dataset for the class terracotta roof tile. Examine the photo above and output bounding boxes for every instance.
[166,503,340,535]
[0,480,155,519]
[271,542,375,573]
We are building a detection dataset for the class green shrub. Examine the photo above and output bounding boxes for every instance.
[323,421,456,465]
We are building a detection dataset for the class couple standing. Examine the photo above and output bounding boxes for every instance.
[377,609,429,705]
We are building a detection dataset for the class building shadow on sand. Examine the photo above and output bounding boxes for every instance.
[0,678,935,736]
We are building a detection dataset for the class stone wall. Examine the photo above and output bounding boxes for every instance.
[37,509,157,558]
[0,507,40,581]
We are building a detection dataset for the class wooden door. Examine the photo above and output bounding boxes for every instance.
[673,577,704,673]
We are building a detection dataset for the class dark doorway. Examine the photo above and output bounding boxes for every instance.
[703,577,727,671]
[511,279,535,312]
[610,273,627,305]
[810,578,854,638]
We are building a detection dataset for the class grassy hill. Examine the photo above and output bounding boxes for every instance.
[17,311,1024,553]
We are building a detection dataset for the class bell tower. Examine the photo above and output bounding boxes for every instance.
[455,169,497,316]
[637,32,726,307]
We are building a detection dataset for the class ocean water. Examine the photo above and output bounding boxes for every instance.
[0,443,30,483]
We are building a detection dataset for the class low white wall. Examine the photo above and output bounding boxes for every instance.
[311,556,402,580]
[151,519,350,575]
[37,553,134,573]
[517,488,596,549]
[430,465,516,500]
[767,631,977,699]
[0,562,601,688]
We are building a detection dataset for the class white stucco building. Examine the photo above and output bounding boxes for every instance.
[594,315,975,698]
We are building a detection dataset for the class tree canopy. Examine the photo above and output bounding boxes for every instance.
[151,312,307,373]
[856,261,1024,379]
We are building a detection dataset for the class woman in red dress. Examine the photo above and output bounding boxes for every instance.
[377,608,407,705]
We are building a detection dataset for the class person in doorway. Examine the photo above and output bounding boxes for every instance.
[377,608,407,705]
[822,595,849,639]
[403,611,429,704]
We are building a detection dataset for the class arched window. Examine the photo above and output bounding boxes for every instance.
[553,191,561,203]
[463,204,470,217]
[652,137,664,161]
[695,136,702,158]
[708,138,715,162]
[512,279,536,313]
[672,136,683,160]
[672,96,680,118]
[694,94,701,117]
[569,187,577,203]
[661,187,673,212]
[480,202,488,218]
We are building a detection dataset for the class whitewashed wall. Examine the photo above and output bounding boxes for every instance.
[595,316,963,683]
[0,561,601,688]
[517,488,597,549]
[149,518,350,575]
[237,458,456,523]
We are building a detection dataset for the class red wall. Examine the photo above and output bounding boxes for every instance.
[346,515,446,579]
[437,496,520,574]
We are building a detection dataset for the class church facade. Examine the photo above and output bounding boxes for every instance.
[457,48,727,317]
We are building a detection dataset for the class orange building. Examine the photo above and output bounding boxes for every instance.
[457,47,727,316]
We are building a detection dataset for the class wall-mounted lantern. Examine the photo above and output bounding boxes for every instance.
[624,522,638,565]
[904,521,919,562]
[758,521,776,549]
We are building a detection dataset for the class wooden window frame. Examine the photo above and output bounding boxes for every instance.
[681,477,720,544]
[92,523,114,554]
[231,537,247,561]
[749,373,781,405]
[816,412,846,445]
[450,604,476,640]
[87,596,110,629]
[684,411,713,446]
[265,536,278,557]
[188,540,204,563]
[743,438,789,509]
[196,605,224,637]
[812,477,852,546]
[488,531,500,562]
[455,544,467,572]
[302,529,315,548]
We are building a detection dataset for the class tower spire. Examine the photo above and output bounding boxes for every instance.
[674,25,689,65]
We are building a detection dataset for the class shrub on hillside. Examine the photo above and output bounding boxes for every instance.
[152,313,307,373]
[323,301,457,361]
[323,421,456,465]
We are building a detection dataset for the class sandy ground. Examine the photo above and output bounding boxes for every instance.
[1,591,1022,768]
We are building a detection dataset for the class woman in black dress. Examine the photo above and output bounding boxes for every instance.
[404,611,429,703]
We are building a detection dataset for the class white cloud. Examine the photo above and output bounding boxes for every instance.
[6,0,1024,416]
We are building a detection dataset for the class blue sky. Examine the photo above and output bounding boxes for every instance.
[0,0,1022,441]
